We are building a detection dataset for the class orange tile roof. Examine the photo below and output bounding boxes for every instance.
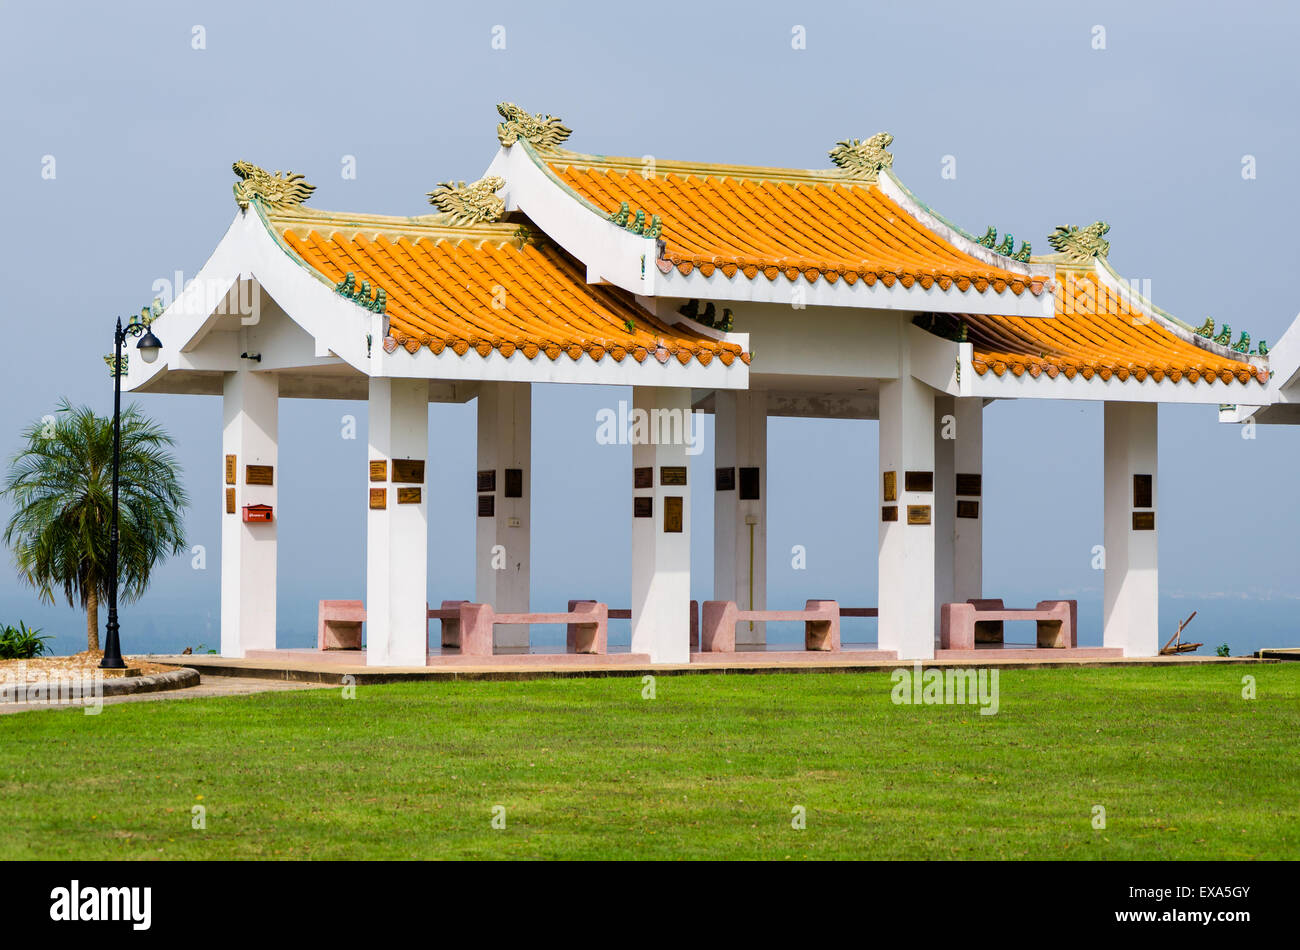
[544,153,1050,296]
[948,269,1266,385]
[263,207,747,368]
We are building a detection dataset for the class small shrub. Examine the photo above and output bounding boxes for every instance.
[0,622,52,659]
[1216,643,1231,657]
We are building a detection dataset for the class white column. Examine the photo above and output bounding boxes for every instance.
[476,382,532,649]
[933,395,955,633]
[878,374,936,659]
[631,386,692,664]
[220,370,278,657]
[714,390,767,646]
[366,378,429,667]
[1103,402,1159,657]
[953,396,983,603]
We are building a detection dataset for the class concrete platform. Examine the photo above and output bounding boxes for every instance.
[146,644,1274,684]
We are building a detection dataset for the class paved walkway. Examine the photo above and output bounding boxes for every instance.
[0,675,330,715]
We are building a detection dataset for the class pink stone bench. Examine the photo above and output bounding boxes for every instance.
[457,601,609,657]
[428,600,471,649]
[701,599,840,652]
[318,599,366,650]
[940,598,1077,650]
[568,600,700,651]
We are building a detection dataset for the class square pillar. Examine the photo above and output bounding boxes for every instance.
[476,382,531,650]
[366,378,429,667]
[1103,402,1158,656]
[933,396,956,632]
[220,370,278,657]
[878,375,936,659]
[713,390,767,646]
[953,396,984,603]
[631,386,692,664]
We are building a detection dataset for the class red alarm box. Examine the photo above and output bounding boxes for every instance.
[242,504,274,523]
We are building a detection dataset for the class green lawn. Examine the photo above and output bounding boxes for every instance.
[1,664,1296,859]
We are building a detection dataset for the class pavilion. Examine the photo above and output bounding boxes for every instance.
[121,102,1284,667]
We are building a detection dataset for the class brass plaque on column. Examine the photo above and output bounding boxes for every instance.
[1132,511,1155,531]
[369,460,388,482]
[634,496,653,518]
[225,487,236,514]
[881,505,898,522]
[224,454,236,485]
[369,488,387,510]
[664,496,683,533]
[477,469,496,492]
[660,466,688,486]
[883,471,897,502]
[397,487,422,505]
[738,467,760,500]
[245,464,273,486]
[955,473,982,496]
[478,495,495,517]
[957,500,980,519]
[907,505,932,525]
[1133,474,1153,509]
[504,468,523,498]
[904,471,934,493]
[633,467,653,489]
[393,459,425,483]
[715,467,736,491]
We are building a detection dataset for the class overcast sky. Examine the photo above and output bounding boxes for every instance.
[2,0,1298,654]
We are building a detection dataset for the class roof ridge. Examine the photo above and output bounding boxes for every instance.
[543,147,865,186]
[264,205,536,245]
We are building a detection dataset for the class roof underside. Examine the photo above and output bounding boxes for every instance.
[946,268,1265,386]
[545,152,1049,296]
[266,206,748,367]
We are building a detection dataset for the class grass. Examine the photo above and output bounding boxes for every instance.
[1,664,1297,859]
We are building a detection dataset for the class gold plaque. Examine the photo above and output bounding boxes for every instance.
[1133,474,1153,509]
[907,505,932,525]
[1132,511,1155,531]
[224,454,236,485]
[664,496,683,533]
[245,464,274,486]
[634,467,653,489]
[369,488,387,510]
[369,460,388,482]
[904,471,934,493]
[660,466,688,486]
[957,500,980,519]
[225,487,236,514]
[955,473,982,497]
[883,471,897,502]
[634,496,653,518]
[881,505,898,522]
[397,487,422,505]
[393,459,425,484]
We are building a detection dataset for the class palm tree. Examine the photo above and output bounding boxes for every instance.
[2,400,187,652]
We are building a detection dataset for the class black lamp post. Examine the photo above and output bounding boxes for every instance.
[101,315,163,670]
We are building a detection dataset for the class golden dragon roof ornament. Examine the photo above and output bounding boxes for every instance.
[426,175,506,225]
[1046,221,1111,263]
[495,102,572,151]
[828,132,894,181]
[232,160,316,211]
